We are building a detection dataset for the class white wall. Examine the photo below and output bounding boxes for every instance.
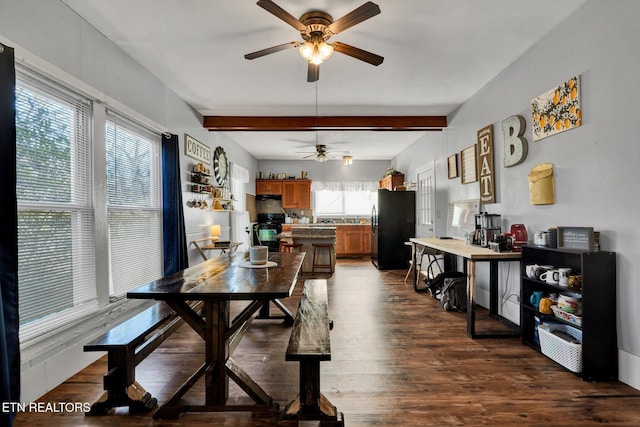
[395,0,640,389]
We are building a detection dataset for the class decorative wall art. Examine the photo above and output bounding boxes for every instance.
[477,124,495,203]
[531,76,581,141]
[460,144,478,184]
[502,114,528,167]
[528,163,555,205]
[184,134,211,163]
[447,154,459,179]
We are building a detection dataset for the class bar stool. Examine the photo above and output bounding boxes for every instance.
[311,243,334,274]
[280,242,303,253]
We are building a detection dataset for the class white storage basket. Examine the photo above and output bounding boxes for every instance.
[537,323,583,373]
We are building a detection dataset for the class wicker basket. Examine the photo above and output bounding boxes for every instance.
[538,323,583,373]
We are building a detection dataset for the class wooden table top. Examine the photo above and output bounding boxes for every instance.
[410,237,521,260]
[127,252,304,301]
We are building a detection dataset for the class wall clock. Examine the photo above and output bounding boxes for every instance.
[213,146,228,185]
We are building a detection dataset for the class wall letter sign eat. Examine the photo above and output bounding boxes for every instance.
[502,115,528,167]
[477,124,495,204]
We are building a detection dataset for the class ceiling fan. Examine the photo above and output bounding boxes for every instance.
[297,144,350,163]
[245,0,384,82]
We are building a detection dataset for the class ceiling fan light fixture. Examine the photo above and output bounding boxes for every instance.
[315,153,329,163]
[299,41,334,65]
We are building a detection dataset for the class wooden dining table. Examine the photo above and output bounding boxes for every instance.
[127,251,305,419]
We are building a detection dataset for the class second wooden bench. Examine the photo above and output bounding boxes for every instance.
[281,279,344,426]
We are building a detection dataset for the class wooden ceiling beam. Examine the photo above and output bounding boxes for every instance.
[202,116,447,131]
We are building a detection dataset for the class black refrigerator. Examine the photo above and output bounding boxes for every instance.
[371,189,416,270]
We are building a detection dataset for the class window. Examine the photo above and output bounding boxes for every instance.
[15,64,164,341]
[16,67,96,332]
[313,181,378,217]
[106,112,162,297]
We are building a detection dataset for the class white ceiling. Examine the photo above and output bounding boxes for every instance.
[62,0,587,160]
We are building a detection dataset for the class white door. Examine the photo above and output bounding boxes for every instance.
[416,161,436,237]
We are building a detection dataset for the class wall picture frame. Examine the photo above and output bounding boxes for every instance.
[460,144,478,184]
[448,154,459,179]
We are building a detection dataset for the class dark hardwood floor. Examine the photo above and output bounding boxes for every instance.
[15,258,640,426]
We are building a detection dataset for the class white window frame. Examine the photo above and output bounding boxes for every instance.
[15,63,165,342]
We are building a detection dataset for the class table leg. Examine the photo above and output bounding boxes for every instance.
[208,300,229,405]
[466,259,476,338]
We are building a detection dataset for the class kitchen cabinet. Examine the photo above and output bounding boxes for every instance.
[520,245,617,381]
[282,180,311,209]
[336,225,369,256]
[379,173,404,190]
[256,179,283,195]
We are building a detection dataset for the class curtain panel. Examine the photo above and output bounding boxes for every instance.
[0,42,20,426]
[162,133,188,275]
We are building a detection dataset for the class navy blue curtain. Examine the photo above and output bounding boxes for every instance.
[162,133,188,275]
[0,43,19,426]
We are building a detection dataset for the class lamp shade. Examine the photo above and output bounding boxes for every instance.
[210,224,221,240]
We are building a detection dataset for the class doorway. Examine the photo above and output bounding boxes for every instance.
[416,161,436,238]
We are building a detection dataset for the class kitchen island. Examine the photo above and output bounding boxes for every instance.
[282,223,371,257]
[277,226,336,273]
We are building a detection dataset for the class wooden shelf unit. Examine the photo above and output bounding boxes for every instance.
[520,245,617,381]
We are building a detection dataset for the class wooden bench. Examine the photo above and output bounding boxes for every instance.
[84,301,199,415]
[281,279,344,426]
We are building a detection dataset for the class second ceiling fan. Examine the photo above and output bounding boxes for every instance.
[245,0,384,82]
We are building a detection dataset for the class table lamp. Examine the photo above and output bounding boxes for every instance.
[210,224,221,242]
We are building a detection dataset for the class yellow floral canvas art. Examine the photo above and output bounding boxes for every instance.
[531,76,581,141]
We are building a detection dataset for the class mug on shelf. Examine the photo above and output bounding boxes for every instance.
[529,291,544,308]
[539,269,560,284]
[539,297,554,314]
[525,264,540,279]
[558,267,572,287]
[568,274,582,290]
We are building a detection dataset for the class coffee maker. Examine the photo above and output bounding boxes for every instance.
[473,212,501,247]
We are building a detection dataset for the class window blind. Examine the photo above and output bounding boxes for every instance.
[15,67,97,330]
[106,112,162,297]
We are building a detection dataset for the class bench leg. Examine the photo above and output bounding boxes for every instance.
[86,381,157,415]
[256,299,294,325]
[281,360,344,426]
[86,349,157,416]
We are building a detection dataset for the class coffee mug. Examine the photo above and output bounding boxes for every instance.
[540,269,559,284]
[249,245,269,265]
[568,274,582,290]
[535,265,553,280]
[558,267,572,287]
[539,297,554,314]
[529,291,544,308]
[526,264,540,279]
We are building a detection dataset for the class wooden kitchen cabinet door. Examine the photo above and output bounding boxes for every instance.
[282,180,311,208]
[256,179,283,195]
[336,225,367,256]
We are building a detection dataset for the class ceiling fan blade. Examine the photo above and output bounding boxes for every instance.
[333,41,384,66]
[257,0,307,32]
[307,62,319,82]
[327,1,381,34]
[245,41,301,60]
[302,153,317,159]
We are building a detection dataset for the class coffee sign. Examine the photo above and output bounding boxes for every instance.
[184,134,211,163]
[477,124,495,204]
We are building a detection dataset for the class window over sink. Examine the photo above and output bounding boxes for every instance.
[313,181,378,217]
